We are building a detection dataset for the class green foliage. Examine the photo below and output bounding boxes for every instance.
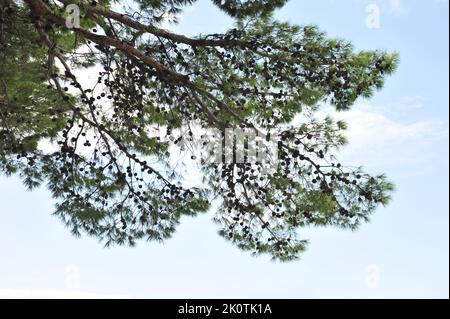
[0,0,397,261]
[212,0,288,18]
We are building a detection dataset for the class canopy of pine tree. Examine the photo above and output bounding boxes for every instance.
[0,0,398,261]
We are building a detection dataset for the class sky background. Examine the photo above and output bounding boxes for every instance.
[0,0,448,298]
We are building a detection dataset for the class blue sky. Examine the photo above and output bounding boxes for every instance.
[0,0,448,298]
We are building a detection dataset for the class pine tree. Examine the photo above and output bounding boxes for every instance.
[0,0,397,261]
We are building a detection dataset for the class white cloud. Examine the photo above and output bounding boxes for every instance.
[318,98,448,168]
[334,108,442,145]
[350,96,426,114]
[389,95,425,110]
